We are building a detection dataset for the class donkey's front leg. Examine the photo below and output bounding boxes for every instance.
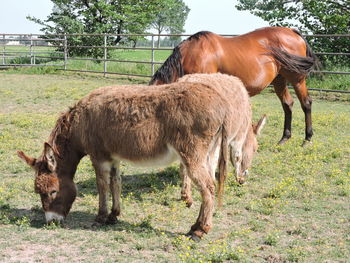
[186,164,215,241]
[230,143,245,184]
[92,160,111,224]
[107,161,121,224]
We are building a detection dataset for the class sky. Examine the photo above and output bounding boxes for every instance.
[0,0,269,35]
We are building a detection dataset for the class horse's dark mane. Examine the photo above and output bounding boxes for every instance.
[187,31,212,42]
[149,45,183,84]
[149,31,212,85]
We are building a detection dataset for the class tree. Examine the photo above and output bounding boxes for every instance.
[235,0,350,65]
[150,0,190,47]
[27,0,160,57]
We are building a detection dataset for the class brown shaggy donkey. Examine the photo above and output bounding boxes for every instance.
[18,73,265,241]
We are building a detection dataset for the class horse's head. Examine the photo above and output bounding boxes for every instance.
[237,115,266,184]
[17,143,77,224]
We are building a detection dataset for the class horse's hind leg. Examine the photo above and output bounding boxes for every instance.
[107,160,122,224]
[272,75,294,145]
[292,78,313,145]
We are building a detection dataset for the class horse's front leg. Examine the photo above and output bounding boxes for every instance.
[179,163,193,207]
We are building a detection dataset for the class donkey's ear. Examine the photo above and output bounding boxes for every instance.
[17,151,37,168]
[44,143,57,172]
[254,115,267,136]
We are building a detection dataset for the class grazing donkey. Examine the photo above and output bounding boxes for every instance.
[177,74,266,207]
[18,73,265,241]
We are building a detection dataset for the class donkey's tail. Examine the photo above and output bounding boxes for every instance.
[217,120,228,207]
[268,29,321,75]
[149,45,184,85]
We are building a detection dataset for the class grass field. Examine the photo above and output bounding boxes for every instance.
[0,73,350,262]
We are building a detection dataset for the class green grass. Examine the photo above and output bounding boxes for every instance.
[0,73,350,262]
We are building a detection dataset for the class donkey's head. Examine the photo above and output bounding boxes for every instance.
[17,143,77,223]
[237,115,266,184]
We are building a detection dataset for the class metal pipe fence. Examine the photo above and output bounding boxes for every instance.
[0,32,349,93]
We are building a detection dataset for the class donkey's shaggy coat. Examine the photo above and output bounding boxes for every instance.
[18,73,264,240]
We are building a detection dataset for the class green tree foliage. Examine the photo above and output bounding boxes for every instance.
[236,0,350,65]
[150,0,190,47]
[27,0,160,57]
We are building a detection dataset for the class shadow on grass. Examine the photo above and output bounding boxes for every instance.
[0,166,183,238]
[77,165,181,201]
[0,206,179,238]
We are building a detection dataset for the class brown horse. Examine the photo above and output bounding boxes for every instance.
[17,73,265,241]
[150,27,319,145]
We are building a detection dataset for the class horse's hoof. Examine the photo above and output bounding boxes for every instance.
[302,140,312,147]
[277,137,289,145]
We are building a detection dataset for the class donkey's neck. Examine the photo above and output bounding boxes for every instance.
[49,109,84,179]
[59,143,83,179]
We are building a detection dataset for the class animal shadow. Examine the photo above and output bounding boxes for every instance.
[77,165,181,201]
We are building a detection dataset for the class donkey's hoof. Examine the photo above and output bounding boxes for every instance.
[106,215,118,225]
[94,214,108,224]
[186,229,204,242]
[237,177,246,185]
[190,234,202,242]
[181,196,193,208]
[302,140,312,147]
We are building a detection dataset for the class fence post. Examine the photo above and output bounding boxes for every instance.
[104,34,107,77]
[30,34,33,65]
[64,34,67,70]
[151,35,155,76]
[2,34,5,65]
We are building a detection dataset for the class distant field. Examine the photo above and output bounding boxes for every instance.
[0,73,349,262]
[2,46,350,91]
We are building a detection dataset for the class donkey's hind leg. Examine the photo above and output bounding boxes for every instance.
[185,162,215,241]
[179,163,193,207]
[272,74,294,145]
[107,160,122,224]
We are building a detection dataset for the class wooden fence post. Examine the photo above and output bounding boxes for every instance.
[104,34,107,77]
[2,34,5,65]
[30,34,33,65]
[151,35,155,76]
[64,34,67,70]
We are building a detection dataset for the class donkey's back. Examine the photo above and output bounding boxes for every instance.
[73,80,230,165]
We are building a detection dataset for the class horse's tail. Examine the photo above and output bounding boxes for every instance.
[217,120,228,208]
[149,45,184,85]
[149,31,212,85]
[268,29,321,75]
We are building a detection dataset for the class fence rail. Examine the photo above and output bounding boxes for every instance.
[1,32,350,93]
